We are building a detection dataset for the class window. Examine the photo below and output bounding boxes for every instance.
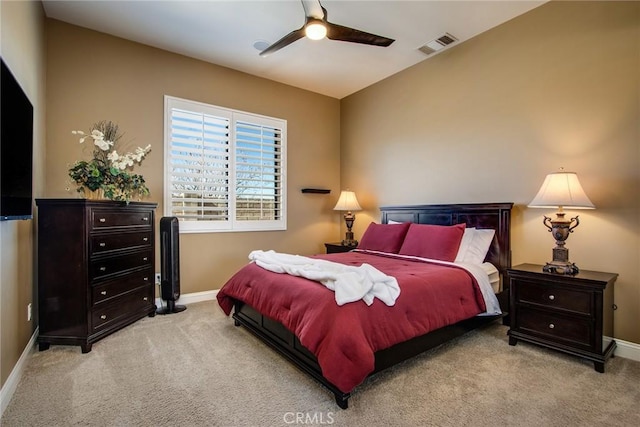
[164,96,286,233]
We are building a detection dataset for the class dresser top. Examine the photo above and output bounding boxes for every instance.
[36,198,157,208]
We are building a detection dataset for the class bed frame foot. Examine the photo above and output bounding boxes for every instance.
[335,393,349,409]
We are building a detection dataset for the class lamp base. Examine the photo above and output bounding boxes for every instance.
[341,230,358,247]
[542,244,580,275]
[542,261,579,275]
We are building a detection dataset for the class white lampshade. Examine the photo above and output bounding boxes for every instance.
[528,171,595,209]
[305,21,327,40]
[333,191,362,212]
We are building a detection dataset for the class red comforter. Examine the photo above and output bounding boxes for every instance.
[217,251,486,393]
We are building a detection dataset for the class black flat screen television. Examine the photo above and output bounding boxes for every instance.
[1,58,34,220]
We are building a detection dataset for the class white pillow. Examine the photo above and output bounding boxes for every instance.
[454,227,476,262]
[387,219,402,224]
[455,228,495,264]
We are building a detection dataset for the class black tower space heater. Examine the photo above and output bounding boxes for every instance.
[157,216,186,315]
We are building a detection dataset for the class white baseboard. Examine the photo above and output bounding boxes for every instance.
[154,289,218,309]
[614,337,640,362]
[0,327,38,418]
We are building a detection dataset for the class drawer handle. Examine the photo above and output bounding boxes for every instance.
[100,315,107,320]
[99,266,107,272]
[548,295,555,301]
[143,297,148,301]
[99,242,106,247]
[143,237,148,242]
[143,257,148,261]
[101,291,107,296]
[142,217,149,222]
[143,277,149,281]
[549,323,555,329]
[99,218,106,223]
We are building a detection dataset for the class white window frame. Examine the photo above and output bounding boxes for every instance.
[164,95,287,233]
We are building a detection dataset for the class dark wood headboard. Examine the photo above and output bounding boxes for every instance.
[380,203,513,279]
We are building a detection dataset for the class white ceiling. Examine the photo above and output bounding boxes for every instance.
[42,0,546,99]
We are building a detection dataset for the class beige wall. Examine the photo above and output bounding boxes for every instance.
[342,1,640,343]
[0,0,46,387]
[45,20,341,295]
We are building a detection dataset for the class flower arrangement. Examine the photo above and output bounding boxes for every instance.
[68,120,152,202]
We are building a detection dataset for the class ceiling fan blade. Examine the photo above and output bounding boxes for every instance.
[301,0,324,19]
[260,27,306,57]
[325,21,394,47]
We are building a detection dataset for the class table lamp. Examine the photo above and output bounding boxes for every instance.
[333,190,362,247]
[528,170,595,274]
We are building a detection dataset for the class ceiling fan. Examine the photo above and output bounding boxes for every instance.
[259,0,395,57]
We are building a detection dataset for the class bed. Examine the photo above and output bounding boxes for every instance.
[217,202,513,409]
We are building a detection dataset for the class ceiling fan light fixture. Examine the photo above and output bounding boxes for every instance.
[305,20,327,40]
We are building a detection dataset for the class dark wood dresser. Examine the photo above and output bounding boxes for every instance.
[507,263,617,372]
[36,199,157,353]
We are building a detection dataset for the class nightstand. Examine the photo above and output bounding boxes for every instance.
[324,242,356,254]
[507,263,617,373]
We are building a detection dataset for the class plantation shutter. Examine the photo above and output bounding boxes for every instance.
[234,116,283,223]
[164,96,286,233]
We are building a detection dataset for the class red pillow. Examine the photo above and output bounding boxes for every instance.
[398,223,466,261]
[357,222,411,254]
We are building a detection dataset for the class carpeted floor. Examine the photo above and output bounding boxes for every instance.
[2,300,639,426]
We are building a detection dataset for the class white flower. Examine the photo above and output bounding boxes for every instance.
[90,130,104,139]
[94,138,112,151]
[72,122,151,170]
[107,150,119,162]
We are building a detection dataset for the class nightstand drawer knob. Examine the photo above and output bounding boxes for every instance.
[101,291,107,296]
[99,266,107,272]
[549,323,555,329]
[548,295,555,301]
[143,237,148,242]
[143,297,148,301]
[142,217,149,222]
[99,218,106,223]
[99,242,106,247]
[100,315,107,320]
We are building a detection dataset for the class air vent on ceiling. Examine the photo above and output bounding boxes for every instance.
[418,33,458,56]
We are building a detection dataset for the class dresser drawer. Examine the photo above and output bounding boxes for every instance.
[92,269,153,305]
[91,209,153,229]
[516,280,592,315]
[91,286,154,332]
[90,249,153,280]
[518,307,592,348]
[90,230,152,255]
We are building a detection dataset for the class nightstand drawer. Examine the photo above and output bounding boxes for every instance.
[518,307,591,348]
[517,280,592,315]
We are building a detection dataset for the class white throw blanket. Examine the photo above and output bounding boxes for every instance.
[248,250,400,306]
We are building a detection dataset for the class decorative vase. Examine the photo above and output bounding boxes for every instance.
[83,188,106,200]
